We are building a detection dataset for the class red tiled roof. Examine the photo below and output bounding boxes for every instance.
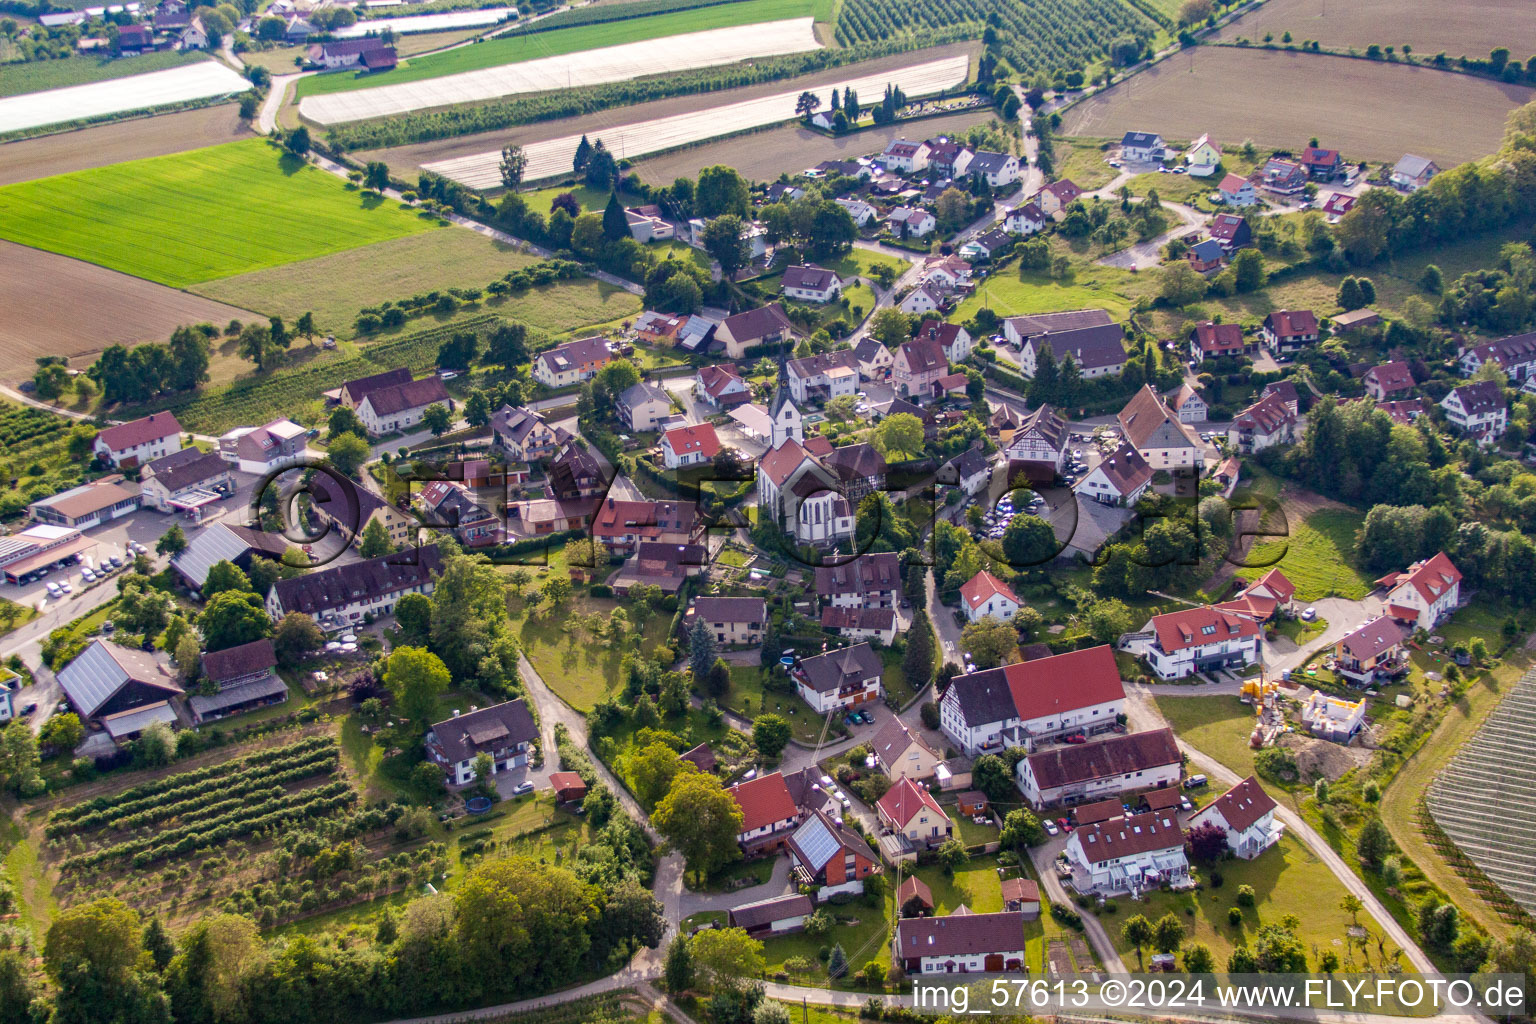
[758,438,810,487]
[1247,568,1295,603]
[1376,552,1461,607]
[1151,606,1260,654]
[1219,173,1249,193]
[662,423,720,460]
[1197,776,1275,833]
[1337,615,1408,661]
[877,776,947,830]
[897,874,934,909]
[1005,644,1123,721]
[97,412,182,453]
[1190,320,1244,354]
[1071,809,1183,864]
[729,772,798,833]
[1366,361,1414,394]
[1000,877,1039,904]
[1265,309,1319,338]
[960,570,1019,612]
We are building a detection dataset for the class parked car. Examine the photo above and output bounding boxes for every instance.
[512,781,534,795]
[1063,733,1087,744]
[19,703,36,717]
[1183,774,1208,790]
[1057,817,1073,832]
[1180,796,1195,812]
[101,620,115,633]
[1043,819,1059,836]
[1300,607,1317,621]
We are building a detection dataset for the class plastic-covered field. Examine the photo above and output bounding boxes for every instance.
[299,17,820,125]
[333,7,517,37]
[423,54,971,188]
[0,60,250,134]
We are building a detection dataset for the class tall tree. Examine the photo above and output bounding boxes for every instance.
[573,134,592,173]
[499,144,527,189]
[236,321,282,371]
[602,191,629,241]
[653,772,744,882]
[702,216,751,277]
[382,646,451,732]
[688,616,719,681]
[199,590,273,652]
[902,611,935,689]
[695,165,750,218]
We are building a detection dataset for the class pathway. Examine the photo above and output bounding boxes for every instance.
[1026,844,1128,974]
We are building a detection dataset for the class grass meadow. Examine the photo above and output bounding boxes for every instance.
[1236,508,1371,602]
[294,0,819,97]
[0,138,436,288]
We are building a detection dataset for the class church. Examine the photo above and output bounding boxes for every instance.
[755,386,857,548]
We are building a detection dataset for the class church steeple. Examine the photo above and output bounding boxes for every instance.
[769,385,802,447]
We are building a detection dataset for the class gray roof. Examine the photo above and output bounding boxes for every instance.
[618,381,670,411]
[797,642,882,693]
[270,545,442,619]
[968,150,1014,173]
[1022,323,1126,370]
[171,523,289,589]
[944,665,1017,727]
[143,448,228,493]
[782,264,839,291]
[102,701,179,739]
[728,893,813,930]
[693,596,766,624]
[188,673,288,716]
[1121,131,1160,147]
[1394,154,1437,178]
[429,699,537,763]
[57,640,181,718]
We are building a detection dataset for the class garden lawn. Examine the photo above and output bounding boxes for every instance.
[1235,508,1370,602]
[1053,139,1118,190]
[0,49,209,98]
[0,138,436,288]
[723,664,825,745]
[1154,695,1273,792]
[910,854,1006,914]
[1102,834,1404,972]
[515,597,674,711]
[295,0,817,97]
[953,265,1146,323]
[879,646,920,707]
[759,896,891,981]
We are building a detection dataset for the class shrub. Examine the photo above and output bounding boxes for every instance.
[1228,906,1244,925]
[1236,884,1255,907]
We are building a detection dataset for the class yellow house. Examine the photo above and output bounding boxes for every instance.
[870,718,942,782]
[690,596,768,647]
[877,777,953,848]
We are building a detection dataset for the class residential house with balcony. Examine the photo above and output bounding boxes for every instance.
[1376,551,1462,631]
[815,551,900,610]
[1300,145,1345,180]
[1333,615,1412,684]
[1074,441,1152,507]
[615,382,672,432]
[1364,361,1415,402]
[786,808,879,899]
[1003,202,1046,235]
[1208,213,1253,250]
[660,423,721,469]
[879,138,930,172]
[694,364,751,409]
[1189,320,1247,363]
[794,642,883,713]
[533,337,613,388]
[1261,309,1320,357]
[425,699,537,786]
[781,264,842,304]
[877,777,953,849]
[894,335,949,399]
[938,645,1126,756]
[729,771,803,854]
[140,448,233,513]
[1440,380,1507,442]
[689,596,766,646]
[1228,391,1297,453]
[219,418,308,474]
[969,150,1020,187]
[356,376,451,436]
[590,497,698,556]
[1391,154,1440,191]
[1119,130,1165,162]
[94,412,183,469]
[1218,175,1258,208]
[820,606,897,644]
[266,546,442,632]
[787,350,861,404]
[1189,776,1283,859]
[492,406,565,462]
[1064,810,1188,895]
[1458,332,1536,382]
[1123,606,1260,679]
[870,718,942,782]
[1032,179,1081,216]
[914,320,974,364]
[1016,727,1182,808]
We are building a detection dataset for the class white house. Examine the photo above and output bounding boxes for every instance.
[1166,384,1207,424]
[1458,332,1536,382]
[835,197,877,227]
[1375,551,1462,632]
[728,771,802,853]
[898,285,944,316]
[1074,441,1151,507]
[1064,810,1188,895]
[1003,202,1046,235]
[1188,776,1282,860]
[939,446,991,496]
[886,207,936,238]
[1391,154,1440,191]
[1228,391,1297,454]
[1118,385,1203,470]
[1017,727,1183,808]
[93,412,183,468]
[939,645,1126,756]
[139,448,234,513]
[880,138,930,173]
[1261,309,1321,357]
[854,338,894,379]
[968,150,1020,187]
[914,319,973,363]
[959,570,1020,623]
[1440,381,1506,442]
[781,264,842,304]
[424,699,537,786]
[694,364,751,409]
[266,545,441,632]
[660,423,721,469]
[1119,131,1166,163]
[1217,173,1258,207]
[1123,606,1260,680]
[816,551,901,610]
[355,376,451,436]
[794,642,883,713]
[895,911,1026,975]
[786,350,860,404]
[219,418,308,474]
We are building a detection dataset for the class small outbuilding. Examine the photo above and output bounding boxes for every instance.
[550,771,588,804]
[1000,877,1040,917]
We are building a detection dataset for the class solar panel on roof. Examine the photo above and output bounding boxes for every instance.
[792,816,840,871]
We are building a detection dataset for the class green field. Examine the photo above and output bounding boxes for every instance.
[0,49,209,98]
[1236,508,1371,603]
[192,229,636,340]
[1154,695,1273,792]
[954,263,1149,323]
[0,139,436,288]
[1103,834,1403,972]
[294,0,818,97]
